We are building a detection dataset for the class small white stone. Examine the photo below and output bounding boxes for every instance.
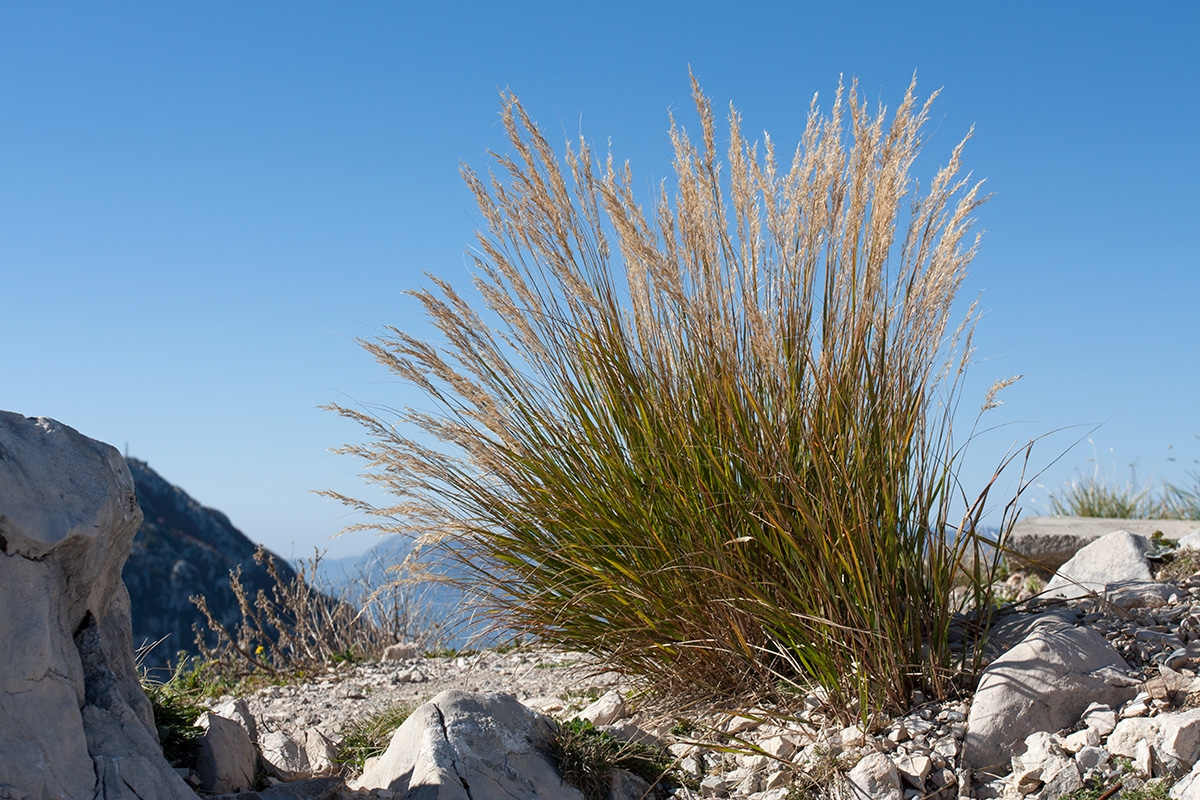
[893,753,932,786]
[699,775,728,798]
[759,735,797,759]
[382,641,421,660]
[1061,727,1100,753]
[845,751,902,800]
[579,689,626,726]
[1082,703,1117,736]
[1136,739,1155,776]
[1075,746,1108,772]
[1122,692,1152,718]
[840,724,868,746]
[762,770,791,791]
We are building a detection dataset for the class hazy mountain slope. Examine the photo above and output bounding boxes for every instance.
[123,458,297,671]
[313,534,492,649]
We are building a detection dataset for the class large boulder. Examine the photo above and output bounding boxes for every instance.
[350,690,586,800]
[1007,517,1197,573]
[0,411,196,800]
[963,618,1138,775]
[1044,530,1154,599]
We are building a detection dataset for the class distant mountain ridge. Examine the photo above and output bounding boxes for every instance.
[313,534,490,649]
[123,458,297,672]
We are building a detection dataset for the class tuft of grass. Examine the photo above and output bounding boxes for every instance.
[333,700,418,776]
[423,646,478,659]
[1049,464,1162,519]
[1049,455,1200,520]
[1165,471,1200,520]
[327,75,1019,717]
[1124,781,1172,800]
[141,658,208,768]
[544,718,679,800]
[1157,549,1200,583]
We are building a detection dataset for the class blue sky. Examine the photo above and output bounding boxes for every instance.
[2,3,1197,559]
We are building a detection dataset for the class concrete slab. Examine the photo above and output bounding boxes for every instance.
[1006,517,1200,573]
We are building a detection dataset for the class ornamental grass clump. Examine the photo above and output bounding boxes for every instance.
[328,75,1018,717]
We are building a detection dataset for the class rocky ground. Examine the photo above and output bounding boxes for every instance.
[187,535,1200,800]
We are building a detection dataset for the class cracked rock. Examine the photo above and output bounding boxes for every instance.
[350,690,585,799]
[0,411,197,800]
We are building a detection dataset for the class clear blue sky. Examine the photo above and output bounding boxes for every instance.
[3,3,1197,560]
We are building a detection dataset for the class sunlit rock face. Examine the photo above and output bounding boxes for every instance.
[0,410,196,799]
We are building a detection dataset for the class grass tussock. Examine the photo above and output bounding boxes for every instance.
[544,718,681,800]
[140,658,207,768]
[1049,460,1200,520]
[327,75,1019,717]
[333,700,417,776]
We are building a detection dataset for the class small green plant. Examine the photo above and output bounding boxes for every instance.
[1151,531,1178,548]
[141,658,207,768]
[544,718,678,800]
[422,646,478,659]
[669,720,695,737]
[1057,774,1110,800]
[331,646,360,665]
[334,700,417,776]
[1158,549,1200,582]
[1124,780,1172,800]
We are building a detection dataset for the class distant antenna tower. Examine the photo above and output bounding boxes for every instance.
[124,442,129,459]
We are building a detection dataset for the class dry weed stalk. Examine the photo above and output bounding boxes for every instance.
[192,546,444,678]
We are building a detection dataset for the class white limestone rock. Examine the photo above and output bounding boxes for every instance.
[1044,530,1154,599]
[579,689,627,727]
[1172,758,1200,799]
[1176,529,1200,552]
[350,690,586,800]
[893,753,932,787]
[1082,703,1117,737]
[963,619,1137,773]
[260,730,313,777]
[384,642,422,661]
[0,411,197,800]
[1157,709,1200,774]
[1105,580,1179,609]
[1010,732,1081,798]
[211,697,259,743]
[305,727,340,772]
[1008,517,1196,572]
[609,769,653,800]
[1108,717,1160,759]
[1108,709,1200,778]
[843,752,902,800]
[1075,746,1108,773]
[196,711,257,793]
